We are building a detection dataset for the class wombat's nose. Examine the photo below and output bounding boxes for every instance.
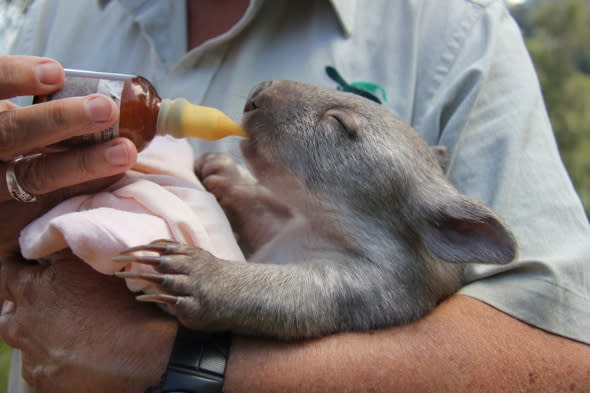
[244,81,272,113]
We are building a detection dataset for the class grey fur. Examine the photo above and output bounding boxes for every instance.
[119,80,517,339]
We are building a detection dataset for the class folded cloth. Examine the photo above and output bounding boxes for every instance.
[19,136,245,292]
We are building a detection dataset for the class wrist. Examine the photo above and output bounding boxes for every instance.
[134,317,178,391]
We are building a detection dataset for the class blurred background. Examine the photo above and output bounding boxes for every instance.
[0,0,588,391]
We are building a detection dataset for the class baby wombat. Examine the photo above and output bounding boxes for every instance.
[117,80,517,339]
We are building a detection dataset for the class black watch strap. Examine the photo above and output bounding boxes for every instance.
[147,325,231,393]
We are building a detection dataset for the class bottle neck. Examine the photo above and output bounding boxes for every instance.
[156,98,184,138]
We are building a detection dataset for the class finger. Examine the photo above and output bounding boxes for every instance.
[0,94,118,160]
[0,100,18,112]
[0,172,127,258]
[1,300,15,315]
[0,137,137,201]
[0,56,64,99]
[0,312,23,349]
[0,258,30,349]
[0,256,37,304]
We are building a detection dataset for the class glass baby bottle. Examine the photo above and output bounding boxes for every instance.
[33,69,248,151]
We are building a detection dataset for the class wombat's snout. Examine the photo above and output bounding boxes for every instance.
[244,81,272,113]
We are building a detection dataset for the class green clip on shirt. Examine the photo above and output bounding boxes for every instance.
[7,0,590,390]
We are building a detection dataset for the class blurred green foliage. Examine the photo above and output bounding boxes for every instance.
[0,342,9,393]
[514,0,590,215]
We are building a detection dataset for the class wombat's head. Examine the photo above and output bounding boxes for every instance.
[240,80,517,266]
[241,81,439,198]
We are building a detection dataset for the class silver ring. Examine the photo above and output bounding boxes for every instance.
[5,155,37,203]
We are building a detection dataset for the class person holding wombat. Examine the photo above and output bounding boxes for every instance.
[0,1,588,392]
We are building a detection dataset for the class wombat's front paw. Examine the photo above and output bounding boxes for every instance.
[195,152,259,209]
[195,152,291,254]
[114,240,224,331]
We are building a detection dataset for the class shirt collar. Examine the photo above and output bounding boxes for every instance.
[100,0,356,36]
[329,0,356,36]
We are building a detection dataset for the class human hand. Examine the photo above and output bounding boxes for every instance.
[0,251,176,393]
[0,55,138,256]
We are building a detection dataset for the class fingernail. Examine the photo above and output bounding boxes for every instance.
[33,61,62,86]
[86,96,114,122]
[105,142,130,166]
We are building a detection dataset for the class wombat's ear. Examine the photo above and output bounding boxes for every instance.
[421,196,517,265]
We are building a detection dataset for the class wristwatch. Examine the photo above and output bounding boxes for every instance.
[146,325,231,393]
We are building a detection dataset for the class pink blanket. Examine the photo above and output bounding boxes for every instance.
[19,136,245,292]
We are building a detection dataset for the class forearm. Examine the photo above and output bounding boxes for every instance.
[4,254,588,392]
[0,255,177,393]
[109,316,177,392]
[225,295,590,393]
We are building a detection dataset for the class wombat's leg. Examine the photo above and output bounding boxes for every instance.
[114,240,389,338]
[195,153,294,255]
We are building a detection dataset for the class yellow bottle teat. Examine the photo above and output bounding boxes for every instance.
[157,98,248,140]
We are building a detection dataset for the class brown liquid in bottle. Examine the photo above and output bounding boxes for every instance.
[118,75,160,151]
[34,69,247,152]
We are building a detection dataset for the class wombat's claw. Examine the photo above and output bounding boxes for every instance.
[120,240,194,255]
[112,255,163,266]
[114,271,165,284]
[136,293,179,305]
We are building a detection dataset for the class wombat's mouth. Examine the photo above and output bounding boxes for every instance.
[242,81,273,136]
